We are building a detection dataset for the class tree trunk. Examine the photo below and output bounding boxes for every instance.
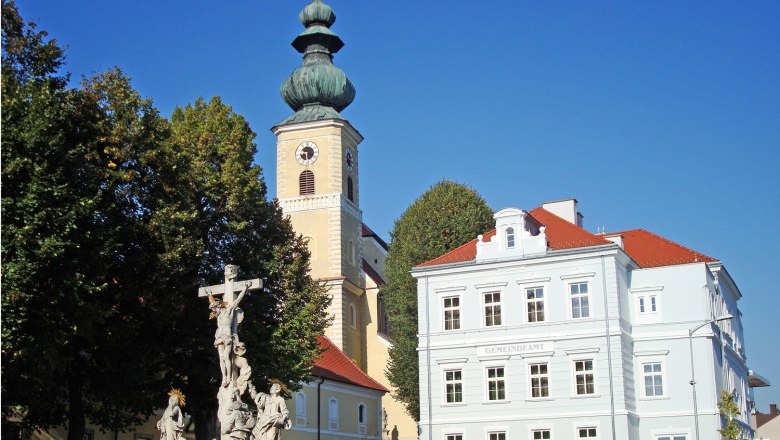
[66,374,86,440]
[193,409,217,440]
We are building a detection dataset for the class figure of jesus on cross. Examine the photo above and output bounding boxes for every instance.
[199,265,262,387]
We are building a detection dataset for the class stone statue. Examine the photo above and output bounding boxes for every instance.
[232,342,252,396]
[382,408,390,440]
[251,383,291,440]
[209,280,251,387]
[157,389,186,440]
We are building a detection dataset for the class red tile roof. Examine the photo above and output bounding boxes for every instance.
[312,336,388,392]
[415,207,717,270]
[604,228,717,268]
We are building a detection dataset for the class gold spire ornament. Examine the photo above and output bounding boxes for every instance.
[168,388,186,407]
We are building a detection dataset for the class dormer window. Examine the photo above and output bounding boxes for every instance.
[506,227,515,248]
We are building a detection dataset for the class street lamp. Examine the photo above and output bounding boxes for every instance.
[689,314,733,440]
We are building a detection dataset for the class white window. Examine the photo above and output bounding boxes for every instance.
[328,398,339,431]
[295,392,306,426]
[487,367,506,401]
[489,432,506,440]
[357,403,367,434]
[570,282,590,318]
[506,227,515,248]
[656,436,687,440]
[444,370,463,403]
[446,435,463,440]
[443,296,460,330]
[639,295,657,313]
[526,287,545,323]
[484,292,502,327]
[643,362,664,397]
[574,360,595,395]
[532,430,551,439]
[530,362,549,398]
[578,427,598,438]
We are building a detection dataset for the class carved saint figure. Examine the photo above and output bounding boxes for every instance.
[252,383,291,440]
[232,342,252,396]
[209,281,251,387]
[157,389,186,440]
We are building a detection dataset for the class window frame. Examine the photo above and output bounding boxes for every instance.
[445,435,463,440]
[442,295,461,331]
[506,227,515,248]
[357,402,367,434]
[531,429,551,440]
[295,392,307,426]
[483,291,503,327]
[443,369,464,404]
[488,432,506,440]
[485,366,507,402]
[573,359,596,396]
[577,426,598,439]
[299,170,315,195]
[526,286,546,323]
[569,281,591,319]
[529,361,550,399]
[328,397,339,431]
[642,361,666,398]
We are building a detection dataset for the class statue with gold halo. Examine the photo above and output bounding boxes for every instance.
[157,388,186,440]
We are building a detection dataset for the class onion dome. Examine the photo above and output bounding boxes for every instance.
[279,0,355,125]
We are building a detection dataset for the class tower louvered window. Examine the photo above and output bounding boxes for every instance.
[299,170,314,195]
[347,177,354,202]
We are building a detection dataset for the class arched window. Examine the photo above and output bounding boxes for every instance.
[349,304,357,328]
[377,293,389,335]
[299,170,314,195]
[506,227,515,248]
[347,177,354,202]
[328,398,339,431]
[295,392,306,426]
[348,240,355,265]
[357,403,367,434]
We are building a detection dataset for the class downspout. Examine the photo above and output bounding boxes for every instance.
[424,275,432,440]
[317,376,325,440]
[601,256,617,440]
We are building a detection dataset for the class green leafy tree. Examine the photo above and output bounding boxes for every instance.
[382,180,494,420]
[718,390,744,440]
[163,97,331,439]
[2,5,330,439]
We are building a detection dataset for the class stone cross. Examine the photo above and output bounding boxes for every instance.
[198,264,262,306]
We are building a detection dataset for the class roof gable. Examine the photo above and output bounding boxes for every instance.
[312,336,388,392]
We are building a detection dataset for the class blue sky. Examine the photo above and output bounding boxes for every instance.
[15,1,779,409]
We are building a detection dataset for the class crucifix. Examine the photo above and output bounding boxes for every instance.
[199,264,262,387]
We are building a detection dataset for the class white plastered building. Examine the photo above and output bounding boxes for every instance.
[414,199,762,440]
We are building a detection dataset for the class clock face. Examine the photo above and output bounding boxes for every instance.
[345,148,354,171]
[295,141,319,166]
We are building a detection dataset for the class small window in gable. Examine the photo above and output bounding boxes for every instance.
[506,227,515,248]
[299,170,314,195]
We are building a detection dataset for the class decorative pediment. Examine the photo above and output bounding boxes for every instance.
[476,208,547,261]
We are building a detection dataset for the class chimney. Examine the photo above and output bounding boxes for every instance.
[542,198,583,227]
[772,403,778,414]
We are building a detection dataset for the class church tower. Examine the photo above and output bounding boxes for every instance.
[272,0,365,364]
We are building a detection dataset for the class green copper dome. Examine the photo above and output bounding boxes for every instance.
[279,0,355,124]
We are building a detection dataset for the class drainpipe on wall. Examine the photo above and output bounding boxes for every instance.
[424,276,432,440]
[601,256,617,440]
[317,376,325,440]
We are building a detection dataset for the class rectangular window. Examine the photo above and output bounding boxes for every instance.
[446,435,463,440]
[639,295,657,314]
[578,427,598,438]
[657,436,686,440]
[487,367,506,401]
[489,433,506,440]
[484,292,502,326]
[444,370,463,403]
[530,363,549,398]
[526,287,545,322]
[570,282,590,318]
[443,296,461,330]
[574,360,595,395]
[643,362,664,397]
[532,430,551,439]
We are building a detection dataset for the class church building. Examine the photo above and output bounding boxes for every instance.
[271,1,417,439]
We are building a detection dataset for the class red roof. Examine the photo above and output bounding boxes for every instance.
[604,228,717,268]
[312,336,388,392]
[416,207,717,269]
[362,223,388,250]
